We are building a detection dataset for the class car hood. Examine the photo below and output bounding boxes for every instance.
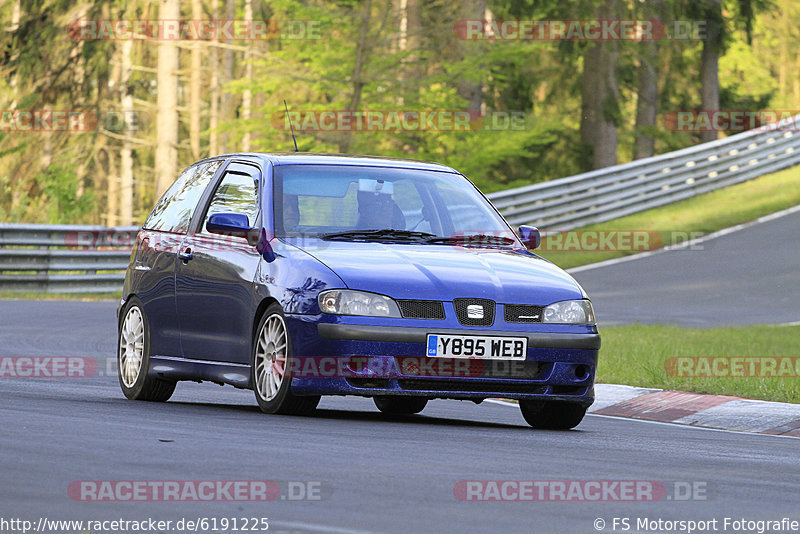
[293,240,587,305]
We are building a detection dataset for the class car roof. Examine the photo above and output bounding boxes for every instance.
[198,152,459,173]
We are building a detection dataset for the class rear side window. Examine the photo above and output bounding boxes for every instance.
[202,171,259,230]
[144,160,222,233]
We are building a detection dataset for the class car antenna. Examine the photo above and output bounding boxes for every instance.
[284,100,299,152]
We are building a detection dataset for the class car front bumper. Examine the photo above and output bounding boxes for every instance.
[286,316,600,406]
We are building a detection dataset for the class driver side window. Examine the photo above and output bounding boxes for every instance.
[202,171,259,232]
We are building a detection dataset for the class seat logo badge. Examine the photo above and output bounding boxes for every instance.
[467,304,484,319]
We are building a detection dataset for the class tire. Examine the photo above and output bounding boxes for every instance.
[374,396,428,415]
[519,400,586,429]
[118,297,176,402]
[252,303,320,415]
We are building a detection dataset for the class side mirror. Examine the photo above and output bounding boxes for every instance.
[206,213,252,238]
[518,225,541,250]
[206,213,276,263]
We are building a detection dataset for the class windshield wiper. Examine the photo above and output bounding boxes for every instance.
[320,229,437,242]
[425,234,517,247]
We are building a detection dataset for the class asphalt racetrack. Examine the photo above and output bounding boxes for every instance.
[570,208,800,327]
[1,296,798,532]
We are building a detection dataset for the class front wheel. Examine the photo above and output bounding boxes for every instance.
[374,396,428,415]
[118,297,176,402]
[252,303,320,415]
[519,400,586,429]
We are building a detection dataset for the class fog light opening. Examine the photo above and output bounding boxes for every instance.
[574,365,589,379]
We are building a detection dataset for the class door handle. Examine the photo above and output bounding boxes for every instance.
[179,248,193,263]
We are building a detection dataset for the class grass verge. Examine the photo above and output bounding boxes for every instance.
[537,164,800,269]
[598,324,800,404]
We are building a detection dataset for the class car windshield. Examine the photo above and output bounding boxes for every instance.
[273,164,517,246]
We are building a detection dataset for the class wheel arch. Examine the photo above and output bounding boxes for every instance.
[118,293,139,329]
[252,297,281,344]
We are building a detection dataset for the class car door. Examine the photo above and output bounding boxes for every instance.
[175,161,263,364]
[133,160,223,357]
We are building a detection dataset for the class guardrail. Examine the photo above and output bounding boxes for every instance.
[0,224,138,293]
[2,115,800,293]
[487,114,800,228]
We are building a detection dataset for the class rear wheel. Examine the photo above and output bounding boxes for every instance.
[118,297,176,402]
[252,303,320,415]
[374,396,428,415]
[519,400,586,429]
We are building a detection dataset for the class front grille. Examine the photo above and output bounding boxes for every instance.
[453,298,495,326]
[395,357,543,379]
[504,304,545,323]
[398,379,547,394]
[398,299,445,320]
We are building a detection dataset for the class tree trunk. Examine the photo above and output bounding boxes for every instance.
[155,0,180,197]
[241,0,253,152]
[8,0,21,30]
[579,0,619,170]
[106,148,118,227]
[391,0,405,53]
[633,0,663,159]
[7,0,21,97]
[405,0,420,58]
[106,39,122,226]
[209,0,220,156]
[219,0,236,154]
[794,54,800,104]
[700,0,721,144]
[339,0,372,154]
[189,0,202,160]
[119,38,134,225]
[456,0,486,113]
[778,13,787,98]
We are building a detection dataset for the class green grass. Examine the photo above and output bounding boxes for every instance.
[537,164,800,269]
[0,291,121,301]
[598,324,800,403]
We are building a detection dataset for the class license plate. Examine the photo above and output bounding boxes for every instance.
[426,334,527,360]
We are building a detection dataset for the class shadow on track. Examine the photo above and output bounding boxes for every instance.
[160,399,568,431]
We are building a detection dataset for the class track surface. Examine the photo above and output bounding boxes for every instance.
[570,208,800,327]
[1,300,798,533]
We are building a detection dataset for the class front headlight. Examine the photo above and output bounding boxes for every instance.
[318,290,401,317]
[542,299,595,324]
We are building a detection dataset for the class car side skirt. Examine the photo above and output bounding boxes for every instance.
[148,355,251,389]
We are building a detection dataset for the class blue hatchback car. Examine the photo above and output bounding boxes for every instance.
[118,153,600,429]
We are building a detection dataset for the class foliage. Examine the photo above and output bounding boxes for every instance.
[0,0,798,223]
[35,164,96,223]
